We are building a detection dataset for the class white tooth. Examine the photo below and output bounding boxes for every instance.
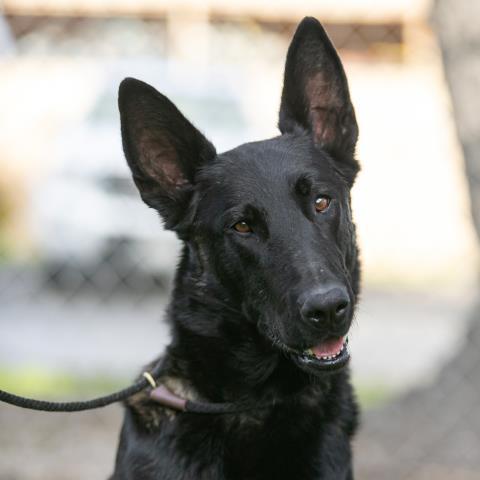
[305,348,314,356]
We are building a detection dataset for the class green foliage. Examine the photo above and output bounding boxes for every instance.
[354,381,393,409]
[0,367,126,399]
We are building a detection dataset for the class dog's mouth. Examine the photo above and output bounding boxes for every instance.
[288,336,350,373]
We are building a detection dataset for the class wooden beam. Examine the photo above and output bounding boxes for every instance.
[2,0,431,23]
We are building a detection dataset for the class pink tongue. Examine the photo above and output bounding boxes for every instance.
[312,337,344,358]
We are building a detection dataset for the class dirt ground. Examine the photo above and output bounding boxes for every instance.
[0,403,122,480]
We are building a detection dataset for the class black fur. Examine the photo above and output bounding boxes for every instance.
[111,17,361,480]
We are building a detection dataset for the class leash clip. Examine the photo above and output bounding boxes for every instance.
[142,371,157,389]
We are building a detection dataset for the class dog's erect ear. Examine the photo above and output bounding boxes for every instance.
[118,77,216,229]
[279,17,358,161]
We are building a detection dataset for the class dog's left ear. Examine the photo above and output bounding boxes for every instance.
[118,77,216,229]
[279,17,358,163]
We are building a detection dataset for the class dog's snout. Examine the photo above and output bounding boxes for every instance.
[300,286,351,330]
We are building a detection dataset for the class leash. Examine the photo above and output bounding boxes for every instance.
[0,362,272,415]
[0,363,164,413]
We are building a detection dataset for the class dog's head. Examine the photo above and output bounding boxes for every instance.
[119,18,360,376]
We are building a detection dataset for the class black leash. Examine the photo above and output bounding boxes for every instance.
[0,362,272,415]
[0,362,164,413]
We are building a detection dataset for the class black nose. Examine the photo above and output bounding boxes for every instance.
[300,286,351,330]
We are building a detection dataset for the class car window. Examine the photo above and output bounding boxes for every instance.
[174,96,246,130]
[87,88,246,131]
[88,91,117,123]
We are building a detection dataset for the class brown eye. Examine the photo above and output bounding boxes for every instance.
[315,196,331,213]
[233,221,252,234]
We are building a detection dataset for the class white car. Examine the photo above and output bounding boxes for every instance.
[32,60,251,289]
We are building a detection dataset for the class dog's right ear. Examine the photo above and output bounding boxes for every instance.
[279,17,358,163]
[118,77,216,229]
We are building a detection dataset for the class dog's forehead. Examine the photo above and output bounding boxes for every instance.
[201,135,340,200]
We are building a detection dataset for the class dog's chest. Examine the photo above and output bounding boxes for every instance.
[218,410,351,480]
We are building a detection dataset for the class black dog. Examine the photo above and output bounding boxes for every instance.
[111,16,360,480]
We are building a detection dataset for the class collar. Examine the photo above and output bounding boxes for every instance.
[148,384,277,414]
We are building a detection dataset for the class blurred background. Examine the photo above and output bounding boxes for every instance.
[0,0,479,479]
